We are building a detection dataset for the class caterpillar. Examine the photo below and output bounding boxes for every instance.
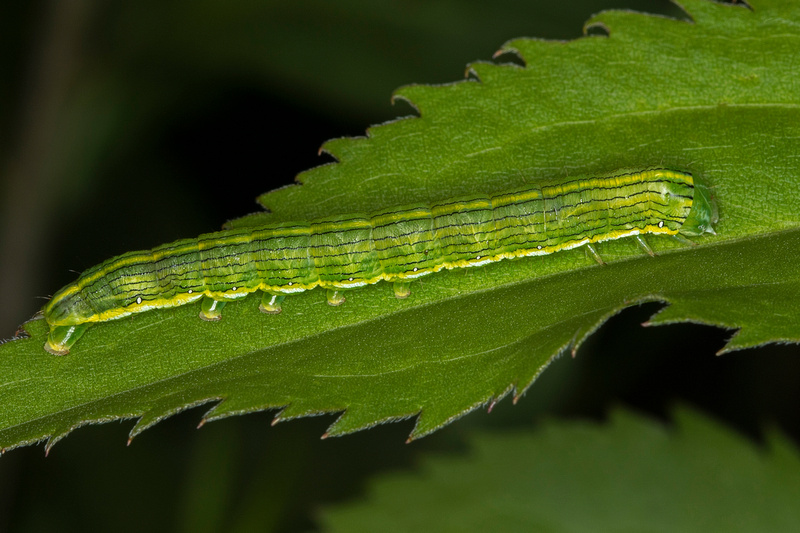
[43,168,717,355]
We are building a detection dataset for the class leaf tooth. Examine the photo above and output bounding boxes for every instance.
[514,348,566,403]
[511,385,523,405]
[44,433,68,456]
[274,401,342,423]
[389,85,424,115]
[128,396,220,441]
[318,137,352,161]
[0,432,49,454]
[466,60,516,84]
[644,302,738,334]
[499,38,556,67]
[487,384,515,413]
[43,417,110,455]
[491,43,525,66]
[128,412,170,440]
[408,396,494,442]
[714,328,791,355]
[642,297,798,355]
[263,405,304,427]
[405,382,520,442]
[392,81,475,118]
[199,397,285,425]
[486,399,497,413]
[644,303,698,327]
[323,408,418,439]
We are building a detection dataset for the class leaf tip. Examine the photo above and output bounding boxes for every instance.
[389,90,420,115]
[583,20,611,38]
[714,341,744,356]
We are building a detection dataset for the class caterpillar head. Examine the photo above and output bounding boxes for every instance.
[680,182,718,237]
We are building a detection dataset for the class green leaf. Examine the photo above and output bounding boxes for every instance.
[319,406,800,532]
[2,0,799,452]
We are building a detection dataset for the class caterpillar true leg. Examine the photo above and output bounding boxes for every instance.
[586,244,605,265]
[634,235,656,257]
[670,234,697,246]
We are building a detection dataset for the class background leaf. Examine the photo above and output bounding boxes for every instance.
[320,406,800,532]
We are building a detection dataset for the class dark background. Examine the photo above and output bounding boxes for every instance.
[1,1,798,531]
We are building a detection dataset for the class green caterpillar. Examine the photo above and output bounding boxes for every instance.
[43,168,717,355]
